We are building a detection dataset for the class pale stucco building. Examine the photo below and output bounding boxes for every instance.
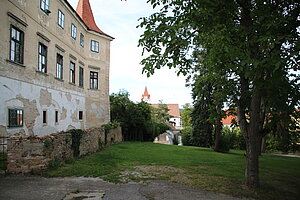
[0,0,114,137]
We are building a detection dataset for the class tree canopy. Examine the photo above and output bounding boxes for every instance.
[138,0,300,189]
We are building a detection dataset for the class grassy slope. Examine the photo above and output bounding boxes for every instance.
[45,142,300,200]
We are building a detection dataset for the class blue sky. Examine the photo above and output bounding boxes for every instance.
[68,0,193,107]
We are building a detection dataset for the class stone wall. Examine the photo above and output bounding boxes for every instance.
[6,126,122,174]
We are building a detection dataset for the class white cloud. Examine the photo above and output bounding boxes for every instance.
[67,0,192,107]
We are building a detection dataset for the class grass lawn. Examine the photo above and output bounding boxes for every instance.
[45,142,300,200]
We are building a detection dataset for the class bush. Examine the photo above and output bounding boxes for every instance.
[222,126,246,150]
[181,126,193,146]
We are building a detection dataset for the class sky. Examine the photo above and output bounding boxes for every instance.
[67,0,193,107]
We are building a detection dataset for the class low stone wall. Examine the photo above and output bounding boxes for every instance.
[7,126,122,174]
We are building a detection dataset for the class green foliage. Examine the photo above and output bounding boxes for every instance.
[110,90,170,141]
[181,103,192,127]
[69,129,83,158]
[138,0,300,188]
[222,127,246,150]
[102,121,120,133]
[181,126,193,146]
[46,142,300,200]
[191,99,213,147]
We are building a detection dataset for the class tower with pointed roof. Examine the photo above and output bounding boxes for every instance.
[141,87,151,102]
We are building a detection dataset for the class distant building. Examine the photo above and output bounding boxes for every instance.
[141,86,150,103]
[221,111,238,128]
[140,86,182,129]
[0,0,114,137]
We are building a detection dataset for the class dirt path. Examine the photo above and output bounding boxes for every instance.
[0,176,252,200]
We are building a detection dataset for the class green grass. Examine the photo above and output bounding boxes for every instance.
[45,142,300,200]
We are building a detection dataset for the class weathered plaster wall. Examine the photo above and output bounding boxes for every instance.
[0,0,112,137]
[0,77,85,136]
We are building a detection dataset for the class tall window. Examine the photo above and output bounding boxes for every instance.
[43,110,47,124]
[80,33,84,47]
[90,71,98,89]
[79,111,83,120]
[55,111,58,123]
[40,0,50,13]
[71,24,77,39]
[56,54,63,79]
[70,61,75,84]
[58,10,64,28]
[90,40,99,52]
[79,67,84,87]
[38,43,47,73]
[8,109,23,127]
[10,26,24,64]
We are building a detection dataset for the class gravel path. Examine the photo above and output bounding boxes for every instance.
[0,176,252,200]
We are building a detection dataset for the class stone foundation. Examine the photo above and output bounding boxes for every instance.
[7,126,122,174]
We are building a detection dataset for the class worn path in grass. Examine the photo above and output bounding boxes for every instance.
[0,176,251,200]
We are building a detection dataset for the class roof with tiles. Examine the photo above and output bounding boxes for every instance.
[151,104,181,117]
[74,0,113,39]
[221,111,237,125]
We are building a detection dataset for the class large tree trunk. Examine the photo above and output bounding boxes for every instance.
[238,74,264,189]
[214,118,223,152]
[245,89,263,189]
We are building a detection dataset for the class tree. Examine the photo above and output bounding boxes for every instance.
[110,90,170,141]
[181,103,192,127]
[138,0,300,189]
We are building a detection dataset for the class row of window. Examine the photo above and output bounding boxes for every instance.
[8,108,83,127]
[41,0,100,52]
[10,25,99,89]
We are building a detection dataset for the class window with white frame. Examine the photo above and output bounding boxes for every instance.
[71,23,77,39]
[70,61,75,84]
[80,33,84,47]
[90,71,98,89]
[56,54,63,79]
[38,43,47,73]
[10,26,24,64]
[8,108,23,127]
[79,67,84,87]
[90,40,99,53]
[58,10,64,28]
[40,0,50,13]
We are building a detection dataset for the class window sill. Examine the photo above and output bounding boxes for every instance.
[78,86,84,89]
[88,88,99,91]
[69,82,76,86]
[6,59,25,67]
[36,70,48,76]
[7,125,23,129]
[55,77,64,82]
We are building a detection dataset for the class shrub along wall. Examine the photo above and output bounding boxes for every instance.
[6,126,122,174]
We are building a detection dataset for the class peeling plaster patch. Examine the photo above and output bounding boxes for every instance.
[71,109,79,122]
[65,93,72,102]
[61,107,67,120]
[16,95,39,136]
[39,89,52,106]
[0,126,8,137]
[67,125,75,130]
[91,103,104,119]
[76,99,80,105]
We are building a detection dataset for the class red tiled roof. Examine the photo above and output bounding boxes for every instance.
[75,0,113,38]
[221,111,237,125]
[151,104,180,117]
